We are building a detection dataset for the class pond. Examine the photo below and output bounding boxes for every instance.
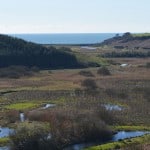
[0,146,10,150]
[103,104,122,111]
[0,127,14,138]
[120,64,128,67]
[43,104,56,109]
[64,131,150,150]
[113,131,150,141]
[0,127,13,149]
[81,46,97,50]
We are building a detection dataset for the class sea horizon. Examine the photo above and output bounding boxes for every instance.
[9,33,121,45]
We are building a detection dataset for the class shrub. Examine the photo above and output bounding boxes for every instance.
[146,62,150,68]
[97,67,111,76]
[97,107,117,125]
[6,110,19,123]
[0,66,39,78]
[10,122,51,150]
[26,105,114,149]
[27,111,48,122]
[79,70,94,77]
[30,66,40,72]
[48,110,113,149]
[81,79,97,90]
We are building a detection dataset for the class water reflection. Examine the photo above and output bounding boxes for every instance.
[0,127,14,138]
[43,104,56,109]
[120,64,128,67]
[19,113,25,122]
[64,131,150,150]
[113,131,150,141]
[81,46,97,50]
[0,146,10,150]
[104,104,122,111]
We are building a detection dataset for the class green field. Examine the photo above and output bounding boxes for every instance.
[5,102,41,110]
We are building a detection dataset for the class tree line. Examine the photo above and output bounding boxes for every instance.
[0,34,82,69]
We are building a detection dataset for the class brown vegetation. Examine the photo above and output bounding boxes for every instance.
[0,57,150,149]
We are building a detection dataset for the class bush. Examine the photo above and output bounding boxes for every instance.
[146,62,150,68]
[10,122,51,150]
[81,79,97,90]
[0,66,39,78]
[79,70,94,77]
[97,67,111,76]
[48,110,113,149]
[30,66,40,72]
[6,110,19,123]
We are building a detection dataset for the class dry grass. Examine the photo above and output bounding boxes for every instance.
[0,58,149,92]
[0,57,149,149]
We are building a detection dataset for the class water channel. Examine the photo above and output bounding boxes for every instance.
[64,131,150,150]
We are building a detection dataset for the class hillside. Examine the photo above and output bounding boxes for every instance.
[0,34,82,69]
[101,32,150,49]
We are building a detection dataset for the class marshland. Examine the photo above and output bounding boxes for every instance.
[0,33,150,150]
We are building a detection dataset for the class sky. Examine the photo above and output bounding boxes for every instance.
[0,0,150,33]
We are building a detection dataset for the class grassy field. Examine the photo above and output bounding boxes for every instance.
[0,47,150,149]
[4,102,41,110]
[0,137,10,146]
[132,33,150,37]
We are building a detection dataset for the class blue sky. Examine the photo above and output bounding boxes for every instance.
[0,0,150,33]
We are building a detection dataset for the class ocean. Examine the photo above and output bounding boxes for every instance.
[10,33,118,45]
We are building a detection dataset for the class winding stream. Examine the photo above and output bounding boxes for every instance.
[1,104,149,150]
[0,128,149,150]
[64,131,150,150]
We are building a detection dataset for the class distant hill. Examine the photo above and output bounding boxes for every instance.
[101,32,150,49]
[0,34,82,69]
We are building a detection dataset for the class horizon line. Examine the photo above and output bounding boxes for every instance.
[1,32,149,34]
